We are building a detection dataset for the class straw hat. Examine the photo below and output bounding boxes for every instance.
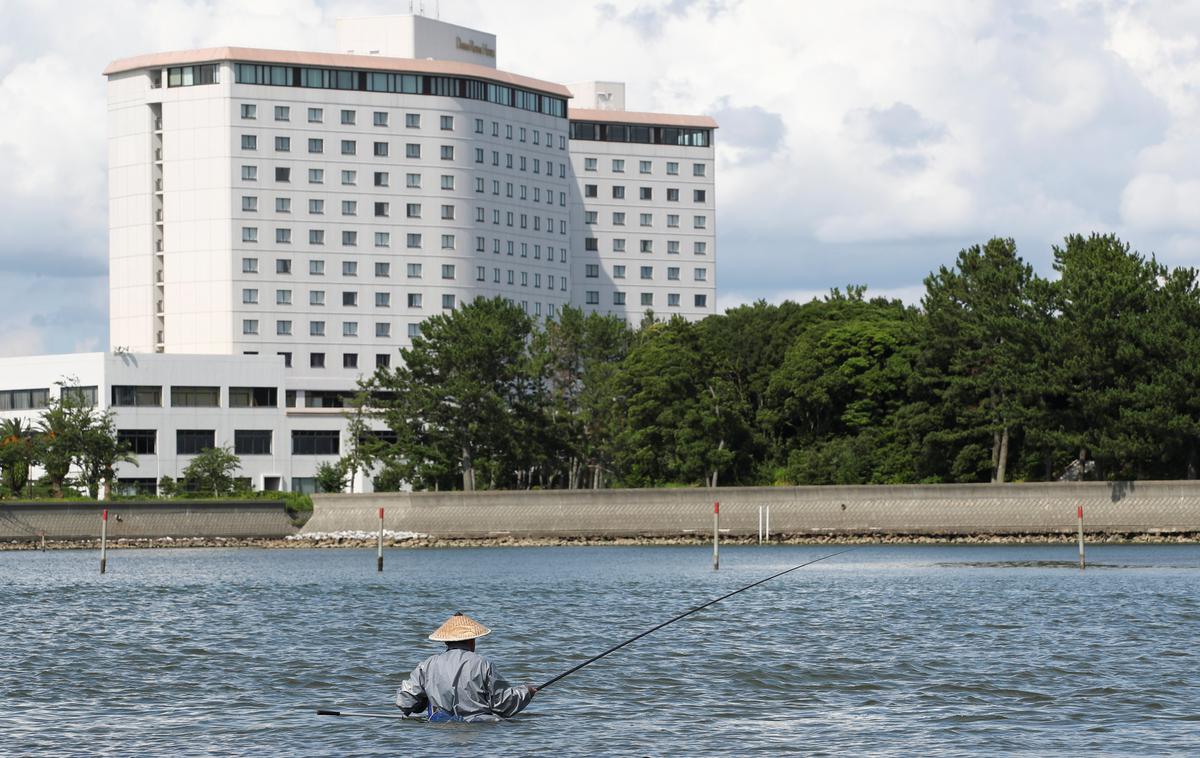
[429,611,492,642]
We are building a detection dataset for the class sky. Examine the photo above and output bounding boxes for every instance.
[1,0,1199,357]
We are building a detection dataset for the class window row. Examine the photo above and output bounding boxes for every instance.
[110,385,279,408]
[119,428,340,456]
[581,158,708,178]
[584,265,707,281]
[240,104,455,132]
[569,121,711,147]
[240,134,458,161]
[583,211,708,228]
[240,227,460,249]
[582,184,708,203]
[582,292,710,308]
[584,238,710,255]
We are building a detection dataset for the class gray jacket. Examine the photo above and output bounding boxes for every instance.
[396,648,533,722]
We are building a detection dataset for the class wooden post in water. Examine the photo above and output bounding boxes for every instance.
[377,507,384,573]
[39,531,46,552]
[1077,505,1085,570]
[758,505,763,545]
[766,505,771,542]
[100,509,108,575]
[712,501,719,571]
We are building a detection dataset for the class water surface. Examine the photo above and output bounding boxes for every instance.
[1,544,1197,756]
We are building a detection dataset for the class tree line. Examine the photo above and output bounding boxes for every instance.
[356,233,1200,489]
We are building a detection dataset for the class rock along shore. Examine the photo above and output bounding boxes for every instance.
[2,532,1198,551]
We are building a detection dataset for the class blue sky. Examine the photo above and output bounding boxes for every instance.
[2,0,1198,356]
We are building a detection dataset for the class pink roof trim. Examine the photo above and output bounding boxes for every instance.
[568,108,717,128]
[102,46,573,97]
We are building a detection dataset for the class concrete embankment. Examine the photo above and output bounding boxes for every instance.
[0,501,296,541]
[304,481,1200,538]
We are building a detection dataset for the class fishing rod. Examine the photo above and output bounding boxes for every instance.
[536,547,856,691]
[317,709,409,720]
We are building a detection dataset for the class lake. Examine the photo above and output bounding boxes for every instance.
[1,544,1197,756]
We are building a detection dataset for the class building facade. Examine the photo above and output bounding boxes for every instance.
[0,15,717,495]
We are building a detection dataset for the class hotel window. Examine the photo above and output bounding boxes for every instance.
[310,352,325,369]
[341,200,357,216]
[374,141,389,157]
[308,107,323,123]
[667,215,679,228]
[639,240,652,254]
[641,293,653,306]
[442,234,455,250]
[308,199,324,214]
[640,266,653,280]
[171,386,219,408]
[277,289,292,304]
[407,263,422,278]
[342,291,358,307]
[639,160,652,174]
[475,147,484,163]
[242,227,258,243]
[695,241,707,255]
[406,233,422,248]
[242,257,258,273]
[376,322,391,338]
[441,264,455,279]
[276,258,291,274]
[341,109,356,125]
[584,211,597,225]
[585,290,599,305]
[613,265,626,279]
[613,239,626,252]
[274,105,289,121]
[667,188,679,202]
[405,113,420,129]
[375,262,390,277]
[519,127,527,142]
[640,187,652,201]
[695,294,708,307]
[375,232,390,248]
[441,115,454,130]
[612,186,625,199]
[668,293,680,307]
[640,213,653,227]
[375,292,390,308]
[374,171,389,187]
[441,174,455,190]
[442,294,456,309]
[276,228,292,244]
[408,323,421,338]
[613,291,626,306]
[441,145,454,160]
[234,430,272,456]
[310,290,325,306]
[240,104,256,119]
[242,288,258,304]
[274,136,290,152]
[241,165,257,181]
[241,134,257,150]
[342,170,357,185]
[275,167,290,182]
[275,197,290,213]
[666,162,679,175]
[307,138,323,154]
[118,429,157,455]
[441,204,455,220]
[374,111,389,127]
[374,202,389,217]
[176,430,216,455]
[343,321,358,337]
[408,293,422,308]
[613,212,626,226]
[694,216,707,229]
[341,140,356,156]
[242,319,258,335]
[342,261,358,276]
[693,163,707,176]
[407,173,421,188]
[584,184,597,198]
[376,353,391,368]
[406,203,421,218]
[694,268,707,281]
[585,264,599,278]
[310,320,325,337]
[585,237,598,252]
[612,159,624,173]
[342,231,357,246]
[474,118,484,133]
[476,265,486,281]
[406,143,421,159]
[309,229,325,245]
[242,196,258,212]
[667,267,680,280]
[694,190,707,203]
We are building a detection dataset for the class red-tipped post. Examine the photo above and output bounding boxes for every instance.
[100,509,108,575]
[1077,505,1085,570]
[377,507,385,573]
[712,501,720,571]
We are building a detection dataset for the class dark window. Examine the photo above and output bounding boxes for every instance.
[275,166,290,182]
[343,353,358,369]
[234,430,273,455]
[116,478,158,496]
[60,385,98,406]
[176,429,216,455]
[278,351,292,368]
[310,352,325,369]
[292,430,340,455]
[304,391,350,408]
[117,429,156,455]
[229,386,278,407]
[171,386,220,407]
[111,385,161,407]
[376,353,391,368]
[0,388,50,410]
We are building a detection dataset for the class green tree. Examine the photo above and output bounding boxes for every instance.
[314,460,349,493]
[0,418,36,497]
[76,406,137,499]
[181,446,241,497]
[369,297,543,490]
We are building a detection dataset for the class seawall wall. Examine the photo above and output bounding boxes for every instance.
[0,501,296,541]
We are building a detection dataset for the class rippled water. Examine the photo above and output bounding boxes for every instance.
[1,544,1198,756]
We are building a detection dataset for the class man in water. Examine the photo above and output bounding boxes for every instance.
[396,611,537,722]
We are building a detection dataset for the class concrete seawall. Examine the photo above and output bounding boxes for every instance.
[304,481,1200,537]
[0,502,296,541]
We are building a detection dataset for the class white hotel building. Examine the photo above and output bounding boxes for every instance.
[0,15,717,495]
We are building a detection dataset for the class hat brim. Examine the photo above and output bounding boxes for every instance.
[428,627,491,642]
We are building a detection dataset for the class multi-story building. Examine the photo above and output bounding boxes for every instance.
[0,14,717,495]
